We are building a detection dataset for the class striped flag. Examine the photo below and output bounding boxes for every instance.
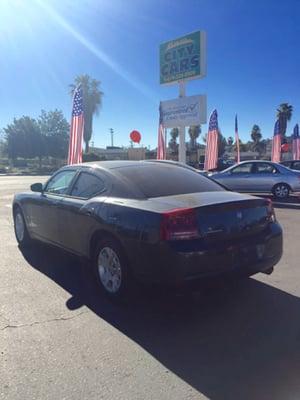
[235,114,240,163]
[204,109,218,171]
[292,124,300,160]
[157,102,166,160]
[68,85,84,165]
[271,119,281,163]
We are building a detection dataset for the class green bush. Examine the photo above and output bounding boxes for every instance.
[82,153,102,162]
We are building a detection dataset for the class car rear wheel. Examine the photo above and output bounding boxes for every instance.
[93,237,133,302]
[14,207,31,247]
[273,183,290,199]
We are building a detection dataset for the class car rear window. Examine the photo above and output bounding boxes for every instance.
[114,164,224,198]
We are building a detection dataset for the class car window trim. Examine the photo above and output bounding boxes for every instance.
[68,170,107,199]
[254,162,279,174]
[43,168,79,198]
[231,163,253,174]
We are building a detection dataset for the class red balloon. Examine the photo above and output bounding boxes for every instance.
[130,130,141,144]
[281,143,289,152]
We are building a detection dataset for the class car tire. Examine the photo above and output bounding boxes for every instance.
[93,237,134,303]
[272,183,290,199]
[13,206,31,247]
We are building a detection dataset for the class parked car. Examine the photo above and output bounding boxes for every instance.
[211,160,300,199]
[280,160,300,171]
[13,161,282,301]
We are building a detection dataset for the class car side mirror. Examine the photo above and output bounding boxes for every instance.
[30,183,43,192]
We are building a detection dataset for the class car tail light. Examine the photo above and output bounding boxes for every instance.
[266,199,276,222]
[160,208,199,241]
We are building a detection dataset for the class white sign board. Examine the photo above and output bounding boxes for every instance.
[161,95,207,128]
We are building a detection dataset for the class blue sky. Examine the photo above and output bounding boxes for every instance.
[0,0,299,149]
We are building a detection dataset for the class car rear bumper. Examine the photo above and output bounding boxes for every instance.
[132,222,283,286]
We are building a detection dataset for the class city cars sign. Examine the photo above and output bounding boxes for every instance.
[160,31,206,85]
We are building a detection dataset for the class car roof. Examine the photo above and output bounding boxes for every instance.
[78,160,143,170]
[65,160,203,172]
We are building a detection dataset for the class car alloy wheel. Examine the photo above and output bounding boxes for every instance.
[274,184,289,199]
[14,207,31,246]
[97,246,122,293]
[15,211,25,243]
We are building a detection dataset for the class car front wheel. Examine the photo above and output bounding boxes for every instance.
[273,183,290,199]
[14,207,31,247]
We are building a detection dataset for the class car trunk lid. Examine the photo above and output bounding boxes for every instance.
[151,192,274,242]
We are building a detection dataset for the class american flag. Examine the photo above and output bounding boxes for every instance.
[292,124,300,160]
[68,85,84,165]
[271,119,281,163]
[204,109,218,171]
[157,102,166,160]
[235,114,240,163]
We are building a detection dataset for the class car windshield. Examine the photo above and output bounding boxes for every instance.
[114,164,224,198]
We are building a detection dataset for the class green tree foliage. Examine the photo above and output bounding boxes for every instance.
[251,125,265,157]
[3,110,70,165]
[276,103,293,136]
[227,136,234,146]
[251,124,262,143]
[4,117,44,163]
[38,109,70,158]
[233,139,247,152]
[169,128,179,153]
[188,125,201,149]
[70,74,103,153]
[217,130,227,157]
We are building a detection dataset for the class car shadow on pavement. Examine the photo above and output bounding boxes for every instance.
[21,243,300,400]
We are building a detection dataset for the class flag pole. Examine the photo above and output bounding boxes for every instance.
[178,81,186,163]
[235,114,240,163]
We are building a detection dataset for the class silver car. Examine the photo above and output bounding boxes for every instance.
[211,160,300,199]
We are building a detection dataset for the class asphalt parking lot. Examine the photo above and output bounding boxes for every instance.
[1,176,300,400]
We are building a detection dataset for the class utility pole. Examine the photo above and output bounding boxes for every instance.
[109,128,115,147]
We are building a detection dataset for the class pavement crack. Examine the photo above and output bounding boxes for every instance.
[0,310,88,331]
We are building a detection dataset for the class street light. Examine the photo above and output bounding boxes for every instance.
[109,128,116,147]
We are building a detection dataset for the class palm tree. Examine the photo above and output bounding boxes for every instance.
[188,125,201,150]
[227,136,234,147]
[169,128,179,153]
[251,125,265,157]
[70,74,103,153]
[276,103,293,136]
[251,124,262,143]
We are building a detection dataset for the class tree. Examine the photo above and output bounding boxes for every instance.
[38,109,70,158]
[251,124,262,143]
[70,74,103,153]
[227,136,234,147]
[232,139,248,152]
[217,130,227,157]
[4,116,44,166]
[169,128,179,153]
[277,103,293,136]
[188,125,201,150]
[251,125,265,157]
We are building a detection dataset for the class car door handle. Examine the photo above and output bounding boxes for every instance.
[80,209,92,216]
[80,207,95,216]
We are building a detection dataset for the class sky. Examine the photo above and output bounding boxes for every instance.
[0,0,300,149]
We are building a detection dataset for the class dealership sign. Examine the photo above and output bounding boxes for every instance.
[160,31,206,85]
[160,95,207,128]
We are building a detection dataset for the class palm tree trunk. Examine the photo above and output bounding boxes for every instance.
[85,140,89,154]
